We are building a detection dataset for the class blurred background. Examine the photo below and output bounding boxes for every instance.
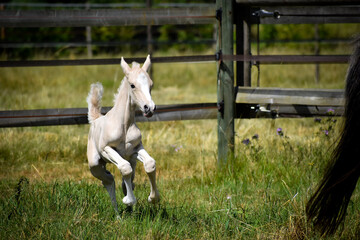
[1,0,359,60]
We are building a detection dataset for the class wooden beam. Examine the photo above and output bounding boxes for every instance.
[0,101,344,128]
[234,55,349,64]
[235,0,358,6]
[236,103,344,118]
[0,103,218,128]
[260,6,360,24]
[0,55,217,67]
[236,87,344,106]
[0,8,216,28]
[0,54,349,68]
[240,5,360,24]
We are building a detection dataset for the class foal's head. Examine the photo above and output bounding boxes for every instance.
[121,55,155,118]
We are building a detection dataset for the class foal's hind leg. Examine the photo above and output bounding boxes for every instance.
[102,146,136,206]
[89,160,118,213]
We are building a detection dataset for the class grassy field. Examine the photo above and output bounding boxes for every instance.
[1,45,360,239]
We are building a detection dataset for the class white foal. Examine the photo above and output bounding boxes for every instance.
[86,55,160,213]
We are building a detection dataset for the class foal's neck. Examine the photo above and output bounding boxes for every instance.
[112,78,136,128]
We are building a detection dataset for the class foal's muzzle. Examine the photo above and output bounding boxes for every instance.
[143,104,156,118]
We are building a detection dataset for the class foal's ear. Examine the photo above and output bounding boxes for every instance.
[121,57,131,76]
[142,55,151,72]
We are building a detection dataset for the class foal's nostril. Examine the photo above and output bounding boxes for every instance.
[144,105,149,112]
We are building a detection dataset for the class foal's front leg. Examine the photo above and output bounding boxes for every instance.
[102,146,136,206]
[136,147,160,203]
[122,154,137,196]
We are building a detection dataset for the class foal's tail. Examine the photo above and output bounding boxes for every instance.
[87,82,104,124]
[306,38,360,236]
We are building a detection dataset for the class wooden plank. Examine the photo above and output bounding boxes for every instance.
[236,103,344,118]
[0,55,349,68]
[0,102,344,128]
[251,55,349,64]
[261,17,360,25]
[138,107,217,122]
[236,87,344,106]
[260,15,360,24]
[235,0,358,6]
[262,6,360,16]
[0,8,216,28]
[239,5,360,24]
[225,55,350,64]
[0,103,218,128]
[0,55,216,68]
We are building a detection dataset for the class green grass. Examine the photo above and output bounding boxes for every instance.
[1,123,359,239]
[1,47,360,239]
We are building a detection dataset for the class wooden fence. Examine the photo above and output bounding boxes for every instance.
[1,0,359,165]
[218,0,358,164]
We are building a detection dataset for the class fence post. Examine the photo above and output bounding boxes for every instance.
[217,0,235,167]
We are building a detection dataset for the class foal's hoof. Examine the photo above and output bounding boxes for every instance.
[148,195,160,204]
[123,196,136,206]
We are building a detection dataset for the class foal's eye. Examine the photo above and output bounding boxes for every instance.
[130,84,135,89]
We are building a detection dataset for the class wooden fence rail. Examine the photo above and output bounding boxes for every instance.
[242,5,360,24]
[0,88,345,128]
[1,3,359,28]
[0,102,345,128]
[236,87,344,106]
[0,8,216,28]
[0,54,350,68]
[0,103,217,128]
